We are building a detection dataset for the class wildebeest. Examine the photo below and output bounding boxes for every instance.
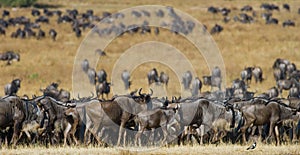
[191,77,202,97]
[41,83,70,102]
[274,68,285,81]
[87,68,97,85]
[182,71,193,90]
[252,67,263,83]
[282,20,295,27]
[121,70,131,90]
[37,29,46,40]
[31,9,41,16]
[277,78,298,97]
[266,18,278,25]
[241,5,253,12]
[147,68,160,85]
[97,69,107,83]
[208,6,219,14]
[96,81,111,99]
[0,51,20,65]
[2,10,10,18]
[81,59,89,73]
[283,4,290,11]
[160,72,169,86]
[241,67,253,84]
[288,86,299,98]
[210,24,223,34]
[49,29,57,41]
[4,79,21,96]
[239,100,299,145]
[134,106,180,146]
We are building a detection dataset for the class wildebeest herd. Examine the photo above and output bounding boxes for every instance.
[0,2,300,150]
[0,56,299,148]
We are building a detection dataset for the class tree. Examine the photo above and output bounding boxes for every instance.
[0,0,37,7]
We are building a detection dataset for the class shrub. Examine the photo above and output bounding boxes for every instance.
[0,0,37,7]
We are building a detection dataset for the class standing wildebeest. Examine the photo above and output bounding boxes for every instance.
[37,29,45,40]
[277,78,298,97]
[210,24,223,34]
[191,77,202,97]
[121,70,131,90]
[147,68,160,85]
[0,51,20,65]
[160,72,169,86]
[239,101,299,145]
[274,68,285,81]
[81,59,89,73]
[240,67,253,84]
[96,81,111,99]
[41,83,70,102]
[49,29,57,41]
[135,105,180,146]
[288,86,300,98]
[97,69,107,83]
[87,68,97,85]
[182,71,193,90]
[4,79,21,96]
[203,75,221,91]
[252,66,263,83]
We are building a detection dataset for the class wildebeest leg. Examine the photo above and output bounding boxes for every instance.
[274,125,280,146]
[266,122,275,144]
[161,125,168,146]
[135,126,145,146]
[292,121,298,143]
[117,121,126,146]
[11,121,22,147]
[241,118,254,145]
[199,125,205,145]
[63,123,72,146]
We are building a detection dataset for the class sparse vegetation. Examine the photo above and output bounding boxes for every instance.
[0,0,37,7]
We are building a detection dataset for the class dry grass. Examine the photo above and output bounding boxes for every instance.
[0,0,300,153]
[0,144,299,155]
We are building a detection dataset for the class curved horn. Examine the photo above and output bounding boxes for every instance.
[77,94,82,100]
[149,88,153,96]
[138,88,143,96]
[90,92,94,98]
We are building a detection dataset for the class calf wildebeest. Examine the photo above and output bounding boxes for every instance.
[182,71,193,90]
[135,105,180,146]
[49,29,57,41]
[283,20,295,27]
[81,59,89,73]
[87,68,96,85]
[96,81,111,99]
[160,72,169,86]
[210,24,223,34]
[121,70,131,90]
[241,67,253,84]
[4,79,21,96]
[147,68,160,85]
[239,101,299,145]
[97,69,107,83]
[0,51,20,65]
[252,67,263,83]
[191,77,202,97]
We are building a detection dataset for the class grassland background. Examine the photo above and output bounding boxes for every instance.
[0,0,300,154]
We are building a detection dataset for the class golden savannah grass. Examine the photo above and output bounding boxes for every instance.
[0,0,300,154]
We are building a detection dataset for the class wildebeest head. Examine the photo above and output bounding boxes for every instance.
[138,88,153,103]
[12,79,21,88]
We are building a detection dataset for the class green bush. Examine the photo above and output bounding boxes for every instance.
[0,0,37,7]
